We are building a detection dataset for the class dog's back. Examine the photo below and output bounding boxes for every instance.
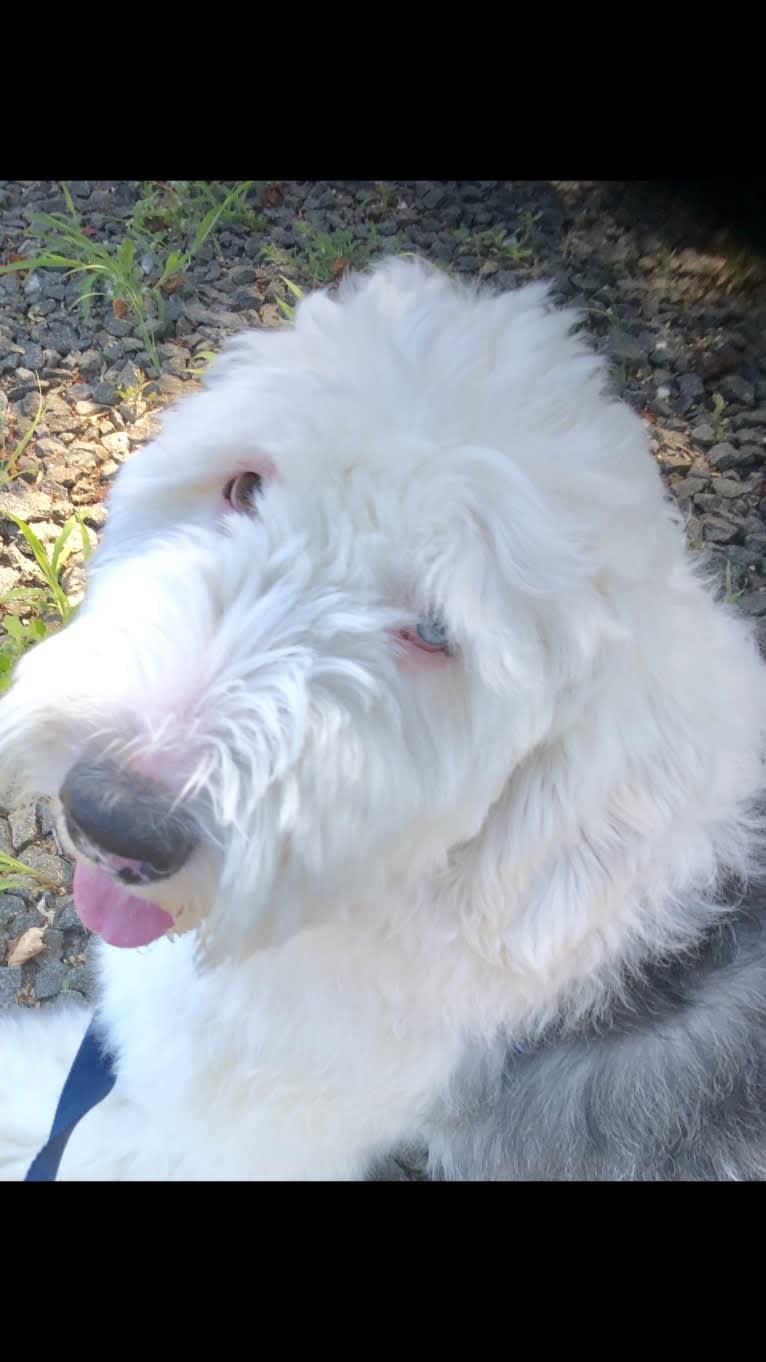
[424,883,766,1180]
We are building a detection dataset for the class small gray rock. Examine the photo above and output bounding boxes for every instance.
[36,797,57,837]
[104,318,133,338]
[702,516,742,545]
[118,361,143,390]
[689,422,714,444]
[0,816,13,856]
[64,960,94,999]
[694,493,722,514]
[162,350,192,378]
[101,431,130,459]
[16,847,73,892]
[422,187,447,211]
[34,956,68,1001]
[43,928,65,960]
[36,436,69,459]
[23,343,44,371]
[55,896,82,931]
[78,348,103,377]
[183,300,242,331]
[7,375,39,401]
[4,903,43,936]
[0,892,27,927]
[92,382,117,405]
[42,282,67,302]
[733,408,766,428]
[738,592,766,617]
[708,442,740,472]
[46,325,82,356]
[732,441,765,464]
[734,423,766,444]
[229,265,258,286]
[671,474,706,498]
[722,544,763,572]
[713,478,747,498]
[103,339,126,364]
[0,485,56,521]
[158,374,188,399]
[43,404,79,436]
[0,969,19,1008]
[8,803,38,852]
[678,374,705,403]
[719,375,755,407]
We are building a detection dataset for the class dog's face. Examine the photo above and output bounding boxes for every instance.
[0,260,668,958]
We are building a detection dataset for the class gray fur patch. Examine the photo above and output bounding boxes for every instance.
[418,886,766,1180]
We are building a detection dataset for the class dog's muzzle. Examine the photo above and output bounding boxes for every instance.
[59,756,199,886]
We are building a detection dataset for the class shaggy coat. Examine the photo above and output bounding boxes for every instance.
[1,259,765,1180]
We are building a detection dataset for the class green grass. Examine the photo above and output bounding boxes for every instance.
[723,560,744,604]
[361,182,400,217]
[0,181,254,375]
[274,276,305,321]
[456,225,533,267]
[184,348,217,378]
[115,369,159,406]
[455,210,542,269]
[297,222,363,283]
[705,559,745,605]
[711,391,727,442]
[0,378,48,487]
[0,511,91,694]
[267,221,387,287]
[0,848,59,892]
[260,242,293,273]
[131,181,267,244]
[518,209,542,234]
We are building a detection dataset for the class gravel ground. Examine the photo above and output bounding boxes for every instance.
[1,178,766,1017]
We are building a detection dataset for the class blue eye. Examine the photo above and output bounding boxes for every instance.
[415,615,450,651]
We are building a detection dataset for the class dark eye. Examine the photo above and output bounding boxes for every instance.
[224,471,263,514]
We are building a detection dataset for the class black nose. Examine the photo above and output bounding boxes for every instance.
[60,757,198,885]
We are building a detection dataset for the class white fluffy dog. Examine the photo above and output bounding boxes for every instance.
[1,257,765,1181]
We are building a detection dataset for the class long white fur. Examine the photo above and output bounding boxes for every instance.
[0,258,764,1179]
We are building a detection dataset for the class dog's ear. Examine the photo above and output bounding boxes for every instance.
[443,559,766,985]
[419,445,644,975]
[414,444,626,694]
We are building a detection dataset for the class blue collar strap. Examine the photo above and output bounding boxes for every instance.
[25,1017,117,1182]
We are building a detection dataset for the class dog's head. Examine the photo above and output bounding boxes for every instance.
[0,258,723,965]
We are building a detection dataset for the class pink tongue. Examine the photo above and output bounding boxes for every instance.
[73,862,174,948]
